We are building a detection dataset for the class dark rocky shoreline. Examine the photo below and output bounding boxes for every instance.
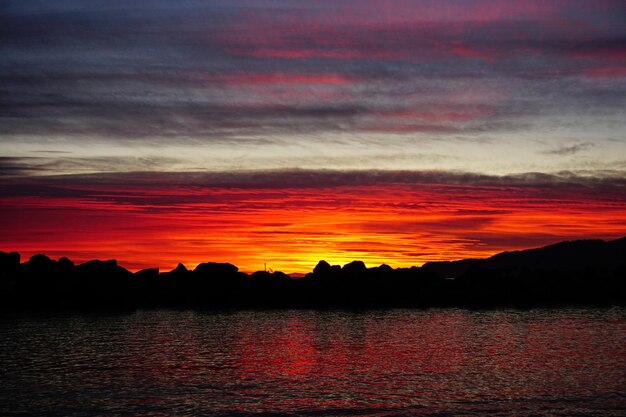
[2,237,625,310]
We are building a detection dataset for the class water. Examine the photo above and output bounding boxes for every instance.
[1,309,625,417]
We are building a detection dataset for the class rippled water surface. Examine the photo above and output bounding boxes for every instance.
[1,308,625,416]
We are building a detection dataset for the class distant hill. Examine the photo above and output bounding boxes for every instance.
[1,237,625,310]
[422,237,626,278]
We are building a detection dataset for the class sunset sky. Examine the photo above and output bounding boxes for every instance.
[1,0,625,272]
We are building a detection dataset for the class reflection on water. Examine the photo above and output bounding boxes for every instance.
[1,309,625,416]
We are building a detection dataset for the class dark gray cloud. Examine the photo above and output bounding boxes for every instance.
[2,167,625,200]
[0,157,43,175]
[543,142,595,156]
[1,1,625,144]
[0,155,182,178]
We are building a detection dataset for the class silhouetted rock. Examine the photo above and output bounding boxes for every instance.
[159,262,190,280]
[313,260,332,275]
[250,271,271,280]
[27,254,55,271]
[252,270,291,283]
[0,251,20,272]
[0,236,624,310]
[19,254,61,287]
[374,264,393,274]
[58,257,74,269]
[72,259,134,308]
[342,260,366,274]
[272,271,291,282]
[135,268,159,280]
[193,262,238,277]
[76,259,120,272]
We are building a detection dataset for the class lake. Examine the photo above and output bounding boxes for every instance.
[1,308,625,416]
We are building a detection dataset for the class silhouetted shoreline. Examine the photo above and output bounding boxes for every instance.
[1,237,625,311]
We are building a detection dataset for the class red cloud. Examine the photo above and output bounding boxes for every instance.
[2,171,625,273]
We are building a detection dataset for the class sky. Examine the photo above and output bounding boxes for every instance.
[1,0,625,272]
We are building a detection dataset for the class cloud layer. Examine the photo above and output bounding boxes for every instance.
[2,169,625,272]
[1,0,625,174]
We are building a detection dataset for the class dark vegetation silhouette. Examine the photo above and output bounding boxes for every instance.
[1,237,625,310]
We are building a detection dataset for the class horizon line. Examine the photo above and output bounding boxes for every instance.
[4,235,624,275]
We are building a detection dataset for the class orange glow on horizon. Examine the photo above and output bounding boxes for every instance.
[1,182,625,273]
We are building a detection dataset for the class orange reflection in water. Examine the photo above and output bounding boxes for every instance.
[220,310,626,413]
[235,316,317,378]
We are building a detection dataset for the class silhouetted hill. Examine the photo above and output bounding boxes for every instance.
[422,237,626,278]
[1,237,625,310]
